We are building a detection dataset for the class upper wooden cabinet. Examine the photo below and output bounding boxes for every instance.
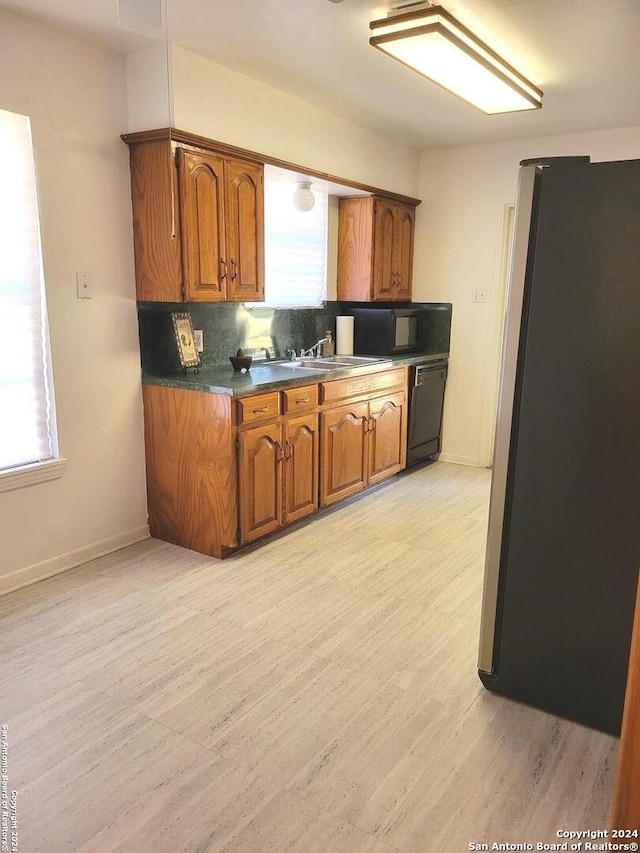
[125,135,264,302]
[337,196,416,302]
[225,158,264,302]
[178,150,227,301]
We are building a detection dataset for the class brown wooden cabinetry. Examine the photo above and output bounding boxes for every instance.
[124,131,264,303]
[225,158,264,302]
[237,388,319,545]
[141,367,407,559]
[239,422,283,544]
[368,392,407,484]
[320,391,406,507]
[337,196,416,302]
[178,150,227,301]
[283,414,319,525]
[320,402,369,506]
[141,384,238,557]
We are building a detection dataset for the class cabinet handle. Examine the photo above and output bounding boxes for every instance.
[276,442,284,462]
[285,440,293,459]
[295,397,310,404]
[230,259,238,281]
[252,407,268,414]
[391,272,398,289]
[219,258,227,281]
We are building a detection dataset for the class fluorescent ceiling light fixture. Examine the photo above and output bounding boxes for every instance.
[369,4,543,114]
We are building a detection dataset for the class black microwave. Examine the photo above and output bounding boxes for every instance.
[351,304,451,356]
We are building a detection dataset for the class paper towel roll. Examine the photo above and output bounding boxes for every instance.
[336,316,354,355]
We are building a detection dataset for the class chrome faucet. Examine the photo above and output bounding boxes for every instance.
[302,336,330,358]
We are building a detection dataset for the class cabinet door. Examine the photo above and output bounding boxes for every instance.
[372,199,396,301]
[178,149,228,302]
[284,414,318,524]
[368,392,407,486]
[336,197,375,301]
[239,423,283,544]
[393,204,414,301]
[320,403,368,507]
[226,159,264,302]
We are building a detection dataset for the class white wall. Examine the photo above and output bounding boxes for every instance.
[0,10,148,593]
[126,41,173,130]
[127,44,421,199]
[413,125,640,467]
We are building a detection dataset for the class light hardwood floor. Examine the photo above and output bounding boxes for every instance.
[1,461,617,852]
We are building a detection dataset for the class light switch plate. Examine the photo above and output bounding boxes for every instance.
[472,287,487,303]
[76,272,92,299]
[193,329,203,352]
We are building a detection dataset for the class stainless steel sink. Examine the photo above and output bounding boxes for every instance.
[315,356,388,365]
[277,360,345,370]
[276,356,388,370]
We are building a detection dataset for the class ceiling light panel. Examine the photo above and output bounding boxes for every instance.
[369,5,543,114]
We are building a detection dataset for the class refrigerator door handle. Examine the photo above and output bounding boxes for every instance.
[477,164,540,674]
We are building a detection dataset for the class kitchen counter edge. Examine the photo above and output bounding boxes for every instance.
[141,353,448,398]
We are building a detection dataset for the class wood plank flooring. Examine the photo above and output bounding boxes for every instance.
[0,461,617,852]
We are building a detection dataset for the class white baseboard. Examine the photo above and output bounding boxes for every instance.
[0,525,150,598]
[438,452,483,467]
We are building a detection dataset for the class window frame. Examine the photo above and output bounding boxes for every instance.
[0,108,65,492]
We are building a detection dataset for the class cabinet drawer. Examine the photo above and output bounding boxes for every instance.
[320,368,406,405]
[281,384,318,414]
[237,391,280,426]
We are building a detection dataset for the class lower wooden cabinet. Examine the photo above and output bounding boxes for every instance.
[368,392,407,485]
[142,367,408,559]
[284,414,319,525]
[142,384,238,558]
[320,392,407,507]
[239,422,283,544]
[238,414,318,544]
[320,402,369,506]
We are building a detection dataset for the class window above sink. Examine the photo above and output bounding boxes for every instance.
[255,166,328,309]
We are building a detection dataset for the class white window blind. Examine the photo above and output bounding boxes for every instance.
[0,109,58,473]
[261,174,328,308]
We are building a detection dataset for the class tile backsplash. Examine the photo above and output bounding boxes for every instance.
[137,301,451,373]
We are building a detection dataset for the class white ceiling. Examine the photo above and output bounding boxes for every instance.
[3,0,640,150]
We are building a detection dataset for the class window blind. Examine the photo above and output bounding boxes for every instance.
[261,175,328,308]
[0,109,58,472]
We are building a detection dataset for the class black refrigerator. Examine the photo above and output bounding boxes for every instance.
[478,156,640,736]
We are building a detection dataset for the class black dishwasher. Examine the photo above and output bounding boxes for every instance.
[407,360,448,466]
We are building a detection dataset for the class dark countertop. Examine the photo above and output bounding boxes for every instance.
[141,352,449,397]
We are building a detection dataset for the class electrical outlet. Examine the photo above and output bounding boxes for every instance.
[76,272,92,299]
[472,287,487,303]
[193,329,203,352]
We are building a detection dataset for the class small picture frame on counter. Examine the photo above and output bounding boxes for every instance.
[171,312,200,373]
